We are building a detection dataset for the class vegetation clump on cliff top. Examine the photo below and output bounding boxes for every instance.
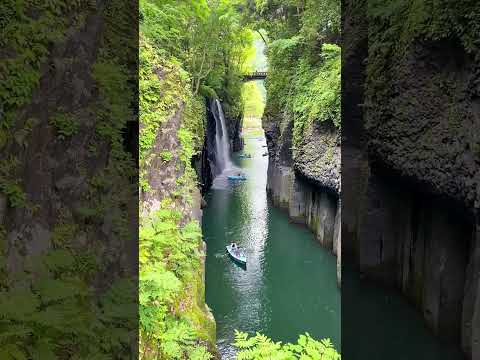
[249,0,341,150]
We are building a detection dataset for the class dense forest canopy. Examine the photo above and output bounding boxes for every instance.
[140,0,254,116]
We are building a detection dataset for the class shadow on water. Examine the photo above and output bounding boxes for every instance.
[343,265,466,360]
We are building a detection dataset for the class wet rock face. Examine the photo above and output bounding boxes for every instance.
[356,171,473,341]
[194,98,243,194]
[360,38,480,359]
[346,138,480,358]
[366,38,480,211]
[228,112,244,153]
[264,108,341,284]
[463,224,480,358]
[267,164,339,251]
[295,121,341,194]
[264,114,340,193]
[266,162,341,284]
[194,100,217,194]
[342,3,480,358]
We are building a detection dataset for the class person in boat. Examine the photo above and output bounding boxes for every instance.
[230,242,240,256]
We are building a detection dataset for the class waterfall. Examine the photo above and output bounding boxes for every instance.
[213,99,232,173]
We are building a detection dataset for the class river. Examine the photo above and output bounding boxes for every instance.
[203,133,341,358]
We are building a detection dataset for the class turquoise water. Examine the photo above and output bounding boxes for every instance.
[203,135,340,358]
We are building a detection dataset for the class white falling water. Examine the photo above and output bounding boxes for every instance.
[214,99,232,173]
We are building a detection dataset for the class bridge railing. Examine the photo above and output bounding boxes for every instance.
[243,71,268,81]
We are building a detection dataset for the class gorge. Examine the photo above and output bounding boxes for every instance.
[2,0,479,359]
[138,0,479,359]
[203,128,340,358]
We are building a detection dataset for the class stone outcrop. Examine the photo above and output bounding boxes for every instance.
[263,113,341,284]
[294,122,341,194]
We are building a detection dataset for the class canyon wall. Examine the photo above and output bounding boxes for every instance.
[0,2,138,356]
[264,114,341,283]
[343,2,480,358]
[140,92,218,357]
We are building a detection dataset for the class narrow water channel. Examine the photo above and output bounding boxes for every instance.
[203,134,341,359]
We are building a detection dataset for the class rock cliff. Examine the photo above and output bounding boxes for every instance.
[343,2,480,358]
[139,51,218,357]
[0,2,138,356]
[263,112,341,284]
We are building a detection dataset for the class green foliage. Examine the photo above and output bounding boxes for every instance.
[139,5,218,354]
[0,250,136,359]
[249,0,341,150]
[0,157,27,208]
[0,0,91,130]
[140,0,253,118]
[182,96,206,156]
[233,331,341,360]
[49,112,79,139]
[139,207,212,359]
[252,0,339,44]
[0,182,26,209]
[366,0,480,114]
[290,44,341,146]
[160,151,174,162]
[0,0,91,208]
[92,60,133,150]
[139,37,191,164]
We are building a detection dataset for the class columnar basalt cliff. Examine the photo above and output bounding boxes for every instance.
[263,113,341,283]
[254,0,341,286]
[343,2,480,358]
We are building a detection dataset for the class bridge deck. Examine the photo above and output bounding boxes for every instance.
[243,71,267,81]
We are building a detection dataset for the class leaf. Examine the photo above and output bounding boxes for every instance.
[0,287,40,320]
[35,278,88,303]
[31,339,57,360]
[0,344,27,360]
